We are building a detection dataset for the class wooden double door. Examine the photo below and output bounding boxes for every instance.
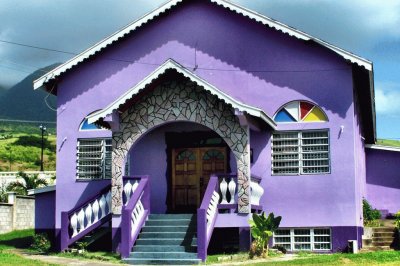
[172,147,227,211]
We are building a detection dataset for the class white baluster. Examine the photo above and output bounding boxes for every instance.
[132,180,139,195]
[70,213,78,237]
[228,178,236,204]
[92,199,100,223]
[77,208,85,233]
[105,191,111,215]
[85,203,93,226]
[251,181,264,206]
[124,181,133,204]
[219,178,228,204]
[99,195,106,218]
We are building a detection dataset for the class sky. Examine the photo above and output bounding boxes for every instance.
[0,0,399,139]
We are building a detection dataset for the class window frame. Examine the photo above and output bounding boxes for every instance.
[273,228,332,251]
[76,138,112,180]
[271,129,331,176]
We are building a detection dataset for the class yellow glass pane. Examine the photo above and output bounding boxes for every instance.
[303,107,327,122]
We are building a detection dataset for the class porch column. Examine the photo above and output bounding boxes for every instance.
[236,125,251,213]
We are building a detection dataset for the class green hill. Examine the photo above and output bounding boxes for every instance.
[0,64,59,122]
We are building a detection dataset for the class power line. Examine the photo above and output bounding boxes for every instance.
[0,38,350,73]
[0,118,56,124]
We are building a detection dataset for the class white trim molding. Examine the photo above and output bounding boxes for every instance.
[365,144,400,152]
[33,0,372,91]
[87,59,277,129]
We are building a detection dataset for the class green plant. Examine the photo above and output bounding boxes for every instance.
[0,181,7,203]
[363,199,381,225]
[6,171,48,195]
[76,241,89,252]
[394,211,400,229]
[249,212,281,258]
[31,233,51,253]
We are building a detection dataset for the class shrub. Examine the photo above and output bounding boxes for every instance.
[249,212,282,258]
[394,211,400,229]
[31,233,51,253]
[363,199,381,225]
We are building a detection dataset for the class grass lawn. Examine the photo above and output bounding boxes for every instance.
[376,139,400,147]
[207,251,400,265]
[0,229,57,265]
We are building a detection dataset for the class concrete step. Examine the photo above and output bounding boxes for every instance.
[362,246,391,251]
[133,245,197,253]
[371,241,394,246]
[139,232,191,239]
[372,237,395,242]
[373,232,395,237]
[129,251,198,259]
[148,214,195,220]
[135,238,197,246]
[371,227,396,233]
[146,219,193,226]
[123,258,200,265]
[142,225,196,233]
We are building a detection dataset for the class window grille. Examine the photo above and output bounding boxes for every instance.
[77,138,112,179]
[273,228,331,251]
[272,130,329,175]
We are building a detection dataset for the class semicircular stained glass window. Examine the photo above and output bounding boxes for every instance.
[79,118,105,131]
[274,101,328,123]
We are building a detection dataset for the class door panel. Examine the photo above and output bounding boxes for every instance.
[172,147,227,211]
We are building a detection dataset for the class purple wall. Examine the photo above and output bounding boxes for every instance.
[54,0,361,233]
[35,191,56,230]
[366,148,400,214]
[129,121,236,213]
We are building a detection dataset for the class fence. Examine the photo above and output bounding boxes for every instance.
[0,192,35,234]
[0,171,56,186]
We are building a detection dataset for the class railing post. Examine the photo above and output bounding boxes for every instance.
[60,211,69,251]
[142,176,150,211]
[197,208,207,261]
[120,206,131,258]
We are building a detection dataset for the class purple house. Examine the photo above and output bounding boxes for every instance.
[31,0,399,264]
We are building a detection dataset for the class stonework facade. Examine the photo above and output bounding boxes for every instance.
[112,78,251,214]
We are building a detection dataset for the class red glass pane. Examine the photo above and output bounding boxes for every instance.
[300,102,314,120]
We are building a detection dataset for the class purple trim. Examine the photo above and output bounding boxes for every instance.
[250,174,262,183]
[120,176,150,258]
[197,174,219,261]
[60,184,112,251]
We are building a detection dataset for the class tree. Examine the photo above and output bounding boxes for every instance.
[6,171,48,195]
[249,212,282,257]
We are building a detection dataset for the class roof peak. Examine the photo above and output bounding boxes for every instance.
[33,0,372,91]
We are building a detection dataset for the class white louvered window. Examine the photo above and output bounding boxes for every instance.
[273,228,331,251]
[272,130,330,175]
[77,138,112,180]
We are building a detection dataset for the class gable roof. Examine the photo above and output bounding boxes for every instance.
[33,0,373,91]
[87,58,277,129]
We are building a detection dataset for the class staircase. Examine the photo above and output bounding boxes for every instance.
[123,214,201,265]
[362,226,397,251]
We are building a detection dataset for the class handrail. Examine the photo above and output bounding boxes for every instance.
[197,174,220,261]
[60,184,112,251]
[120,176,150,258]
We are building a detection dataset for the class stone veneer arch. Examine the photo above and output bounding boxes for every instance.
[112,77,251,214]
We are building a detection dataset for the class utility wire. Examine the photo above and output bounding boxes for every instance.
[0,38,350,73]
[0,118,56,124]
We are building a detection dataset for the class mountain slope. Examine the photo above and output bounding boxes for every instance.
[0,64,59,122]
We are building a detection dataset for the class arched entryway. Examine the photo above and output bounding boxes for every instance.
[111,74,251,214]
[125,121,236,213]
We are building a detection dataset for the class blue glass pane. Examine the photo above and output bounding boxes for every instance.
[80,119,102,130]
[275,109,296,122]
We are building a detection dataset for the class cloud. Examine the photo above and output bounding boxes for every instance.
[375,82,400,116]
